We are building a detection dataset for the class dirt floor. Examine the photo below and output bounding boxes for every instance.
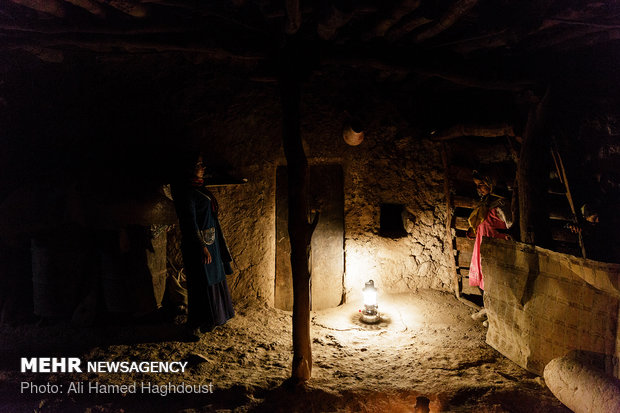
[0,290,570,413]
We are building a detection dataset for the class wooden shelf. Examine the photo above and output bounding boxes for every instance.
[454,216,469,231]
[551,227,578,243]
[457,253,471,268]
[455,236,474,252]
[453,195,477,209]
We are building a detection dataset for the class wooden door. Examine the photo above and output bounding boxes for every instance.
[275,164,344,310]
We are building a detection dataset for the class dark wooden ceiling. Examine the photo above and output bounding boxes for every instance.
[2,0,620,90]
[0,1,619,219]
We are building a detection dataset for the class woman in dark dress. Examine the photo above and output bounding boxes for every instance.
[171,153,235,340]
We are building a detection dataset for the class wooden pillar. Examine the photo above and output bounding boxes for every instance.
[517,89,552,246]
[441,143,460,298]
[278,41,318,383]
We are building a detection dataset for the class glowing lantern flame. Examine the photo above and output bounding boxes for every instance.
[361,280,380,324]
[363,280,377,307]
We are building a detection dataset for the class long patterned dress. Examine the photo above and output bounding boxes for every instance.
[171,183,235,330]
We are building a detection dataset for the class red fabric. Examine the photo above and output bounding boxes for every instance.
[469,207,509,290]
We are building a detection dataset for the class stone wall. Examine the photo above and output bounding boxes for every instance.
[214,165,277,305]
[0,61,456,311]
[3,57,619,317]
[196,79,454,307]
[341,137,452,301]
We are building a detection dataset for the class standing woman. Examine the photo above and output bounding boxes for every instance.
[467,171,513,292]
[171,153,234,340]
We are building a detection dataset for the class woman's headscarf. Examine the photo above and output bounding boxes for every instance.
[472,170,495,193]
[468,170,504,233]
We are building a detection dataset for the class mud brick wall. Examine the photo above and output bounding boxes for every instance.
[481,237,620,376]
[199,78,455,307]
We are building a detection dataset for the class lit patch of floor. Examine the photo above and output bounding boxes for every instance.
[0,290,570,412]
[313,293,427,335]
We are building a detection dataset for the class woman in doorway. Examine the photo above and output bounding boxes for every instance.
[467,171,513,292]
[171,153,235,341]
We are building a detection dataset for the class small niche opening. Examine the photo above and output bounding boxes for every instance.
[379,203,408,238]
[415,396,431,413]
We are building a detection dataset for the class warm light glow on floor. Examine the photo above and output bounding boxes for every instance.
[312,294,427,348]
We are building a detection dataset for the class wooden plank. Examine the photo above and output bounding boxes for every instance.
[547,194,572,220]
[551,227,578,243]
[549,209,572,221]
[455,216,469,231]
[455,236,474,252]
[457,253,471,268]
[461,282,482,296]
[457,244,473,260]
[454,195,477,209]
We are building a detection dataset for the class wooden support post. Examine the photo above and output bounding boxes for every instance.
[517,89,552,246]
[441,143,460,298]
[279,41,316,384]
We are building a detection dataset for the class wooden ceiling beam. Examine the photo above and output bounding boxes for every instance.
[322,55,535,91]
[19,46,64,62]
[413,0,478,43]
[545,18,620,31]
[522,26,602,51]
[555,29,620,52]
[1,37,267,63]
[419,69,535,91]
[8,0,69,18]
[385,15,431,42]
[0,22,204,35]
[64,0,107,17]
[0,9,268,37]
[430,123,515,141]
[137,0,198,8]
[369,0,421,38]
[429,30,512,54]
[96,0,148,18]
[317,4,353,40]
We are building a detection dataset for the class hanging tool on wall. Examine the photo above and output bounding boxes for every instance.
[550,139,587,258]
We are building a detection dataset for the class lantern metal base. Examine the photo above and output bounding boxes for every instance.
[360,312,381,324]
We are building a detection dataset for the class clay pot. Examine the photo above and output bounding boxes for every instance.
[343,119,364,146]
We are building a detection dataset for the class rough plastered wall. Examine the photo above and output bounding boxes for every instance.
[192,81,281,306]
[299,73,455,302]
[482,237,620,376]
[193,74,455,306]
[341,136,453,301]
[214,166,276,305]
